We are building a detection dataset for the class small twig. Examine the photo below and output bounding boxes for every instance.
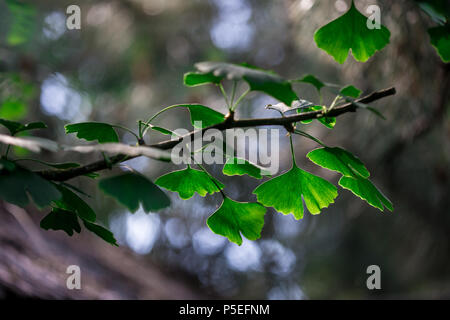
[38,87,396,182]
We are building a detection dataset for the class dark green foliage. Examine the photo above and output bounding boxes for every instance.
[0,119,46,136]
[65,122,119,143]
[0,159,61,208]
[186,61,298,105]
[40,208,81,236]
[99,172,171,213]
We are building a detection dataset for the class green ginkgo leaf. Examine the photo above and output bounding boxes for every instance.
[298,105,336,129]
[207,197,266,245]
[151,126,175,136]
[307,147,370,179]
[295,74,326,92]
[0,119,47,136]
[65,122,119,143]
[253,165,338,220]
[99,172,170,213]
[314,1,390,64]
[184,72,222,86]
[83,220,118,246]
[339,175,393,212]
[428,26,450,63]
[340,85,362,98]
[52,184,96,222]
[188,62,298,105]
[185,104,225,128]
[223,157,271,179]
[155,166,224,200]
[40,208,81,236]
[0,160,61,208]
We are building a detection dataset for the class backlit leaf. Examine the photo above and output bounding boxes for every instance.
[155,166,224,200]
[307,147,370,179]
[207,197,266,245]
[184,72,222,86]
[340,85,362,98]
[185,104,225,128]
[339,175,393,212]
[223,157,271,179]
[253,165,337,220]
[314,1,390,63]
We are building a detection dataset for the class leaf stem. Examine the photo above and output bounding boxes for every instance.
[195,159,226,198]
[141,104,185,137]
[328,94,343,112]
[293,129,327,147]
[4,145,11,159]
[219,83,231,109]
[289,135,297,167]
[230,81,237,107]
[230,88,250,112]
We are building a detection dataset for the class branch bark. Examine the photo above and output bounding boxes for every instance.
[39,87,396,181]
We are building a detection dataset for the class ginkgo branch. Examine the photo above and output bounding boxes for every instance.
[38,87,395,182]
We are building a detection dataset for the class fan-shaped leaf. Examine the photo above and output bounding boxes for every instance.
[52,184,96,222]
[307,147,370,179]
[295,74,326,92]
[207,197,266,245]
[253,165,337,220]
[184,72,222,86]
[314,1,390,63]
[428,26,450,63]
[189,62,298,105]
[40,208,81,236]
[0,119,46,136]
[185,104,225,128]
[65,122,119,143]
[0,160,61,208]
[155,166,224,200]
[339,175,393,212]
[99,172,170,213]
[83,220,118,246]
[223,157,271,179]
[340,85,362,98]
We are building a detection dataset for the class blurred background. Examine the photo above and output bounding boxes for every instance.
[0,0,449,299]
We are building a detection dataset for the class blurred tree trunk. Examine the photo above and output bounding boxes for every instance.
[0,201,205,299]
